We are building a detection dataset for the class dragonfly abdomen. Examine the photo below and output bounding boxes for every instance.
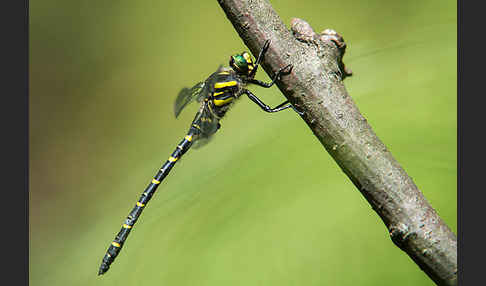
[98,132,195,275]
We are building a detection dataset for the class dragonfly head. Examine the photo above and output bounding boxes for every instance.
[229,52,255,77]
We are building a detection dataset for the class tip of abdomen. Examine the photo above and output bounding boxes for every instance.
[98,263,109,275]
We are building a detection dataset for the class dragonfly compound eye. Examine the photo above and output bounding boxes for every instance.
[230,54,249,74]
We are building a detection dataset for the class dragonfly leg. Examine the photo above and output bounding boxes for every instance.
[245,89,301,114]
[249,39,271,78]
[248,64,293,88]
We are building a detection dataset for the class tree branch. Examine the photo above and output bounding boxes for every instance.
[217,0,457,285]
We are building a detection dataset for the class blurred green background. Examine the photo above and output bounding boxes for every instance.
[30,0,456,285]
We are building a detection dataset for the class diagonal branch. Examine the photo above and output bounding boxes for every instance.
[217,0,457,285]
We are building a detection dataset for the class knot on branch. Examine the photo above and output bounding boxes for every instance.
[290,18,353,80]
[389,223,418,250]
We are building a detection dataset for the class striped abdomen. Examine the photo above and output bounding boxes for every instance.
[98,131,196,275]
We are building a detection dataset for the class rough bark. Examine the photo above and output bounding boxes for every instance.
[217,0,457,285]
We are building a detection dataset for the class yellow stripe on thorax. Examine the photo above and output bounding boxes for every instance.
[122,224,132,229]
[214,81,237,89]
[168,156,178,162]
[112,242,121,247]
[185,135,193,142]
[152,178,160,184]
[136,202,145,207]
[213,97,234,106]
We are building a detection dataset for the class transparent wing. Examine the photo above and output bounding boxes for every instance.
[174,66,229,118]
[174,81,207,118]
[191,103,221,149]
[198,104,220,138]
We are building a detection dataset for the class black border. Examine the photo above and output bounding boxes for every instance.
[2,0,29,285]
[457,0,462,283]
[458,1,483,285]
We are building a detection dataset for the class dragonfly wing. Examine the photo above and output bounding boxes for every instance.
[175,66,229,118]
[191,103,221,149]
[199,104,220,138]
[174,81,207,118]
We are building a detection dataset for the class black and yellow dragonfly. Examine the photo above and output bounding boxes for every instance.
[98,40,300,275]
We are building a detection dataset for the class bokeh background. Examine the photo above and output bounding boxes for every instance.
[30,0,456,285]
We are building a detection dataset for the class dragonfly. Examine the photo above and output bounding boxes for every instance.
[98,40,301,275]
